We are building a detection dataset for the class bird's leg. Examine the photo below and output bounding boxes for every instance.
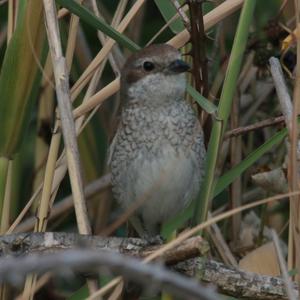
[129,216,163,245]
[129,215,145,237]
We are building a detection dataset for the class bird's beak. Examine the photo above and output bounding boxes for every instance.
[168,59,190,73]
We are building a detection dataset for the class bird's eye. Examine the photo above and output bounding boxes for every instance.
[143,61,155,71]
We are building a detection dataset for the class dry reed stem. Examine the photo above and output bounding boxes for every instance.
[90,0,126,74]
[6,185,41,234]
[43,0,91,234]
[16,274,52,300]
[207,212,238,266]
[269,57,293,130]
[7,0,15,42]
[33,0,86,234]
[65,0,84,71]
[272,230,297,300]
[0,161,12,233]
[269,55,297,275]
[74,0,126,129]
[230,96,242,245]
[35,0,86,234]
[32,55,54,203]
[35,129,61,232]
[74,78,120,118]
[146,4,189,46]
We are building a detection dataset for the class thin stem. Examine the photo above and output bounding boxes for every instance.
[0,157,9,223]
[193,0,256,225]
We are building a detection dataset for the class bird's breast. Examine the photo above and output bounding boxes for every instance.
[110,101,205,231]
[120,103,196,153]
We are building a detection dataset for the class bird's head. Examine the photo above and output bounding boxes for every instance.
[121,44,190,105]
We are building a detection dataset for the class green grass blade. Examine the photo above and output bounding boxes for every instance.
[214,128,287,196]
[154,0,185,34]
[0,157,9,219]
[56,0,140,52]
[0,0,45,158]
[187,84,217,114]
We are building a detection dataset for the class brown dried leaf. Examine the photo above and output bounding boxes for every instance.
[239,242,281,276]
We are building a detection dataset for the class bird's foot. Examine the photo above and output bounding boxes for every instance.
[142,234,164,245]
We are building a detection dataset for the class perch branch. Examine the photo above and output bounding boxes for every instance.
[176,258,298,300]
[0,232,208,265]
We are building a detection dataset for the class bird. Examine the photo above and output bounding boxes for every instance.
[109,44,206,239]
